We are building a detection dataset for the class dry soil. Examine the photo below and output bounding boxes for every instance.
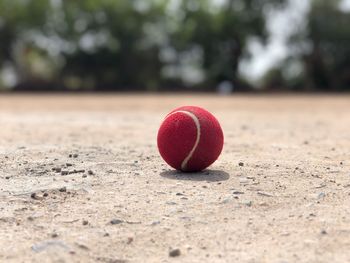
[0,94,349,263]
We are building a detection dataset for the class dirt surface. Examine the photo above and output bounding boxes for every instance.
[0,94,349,263]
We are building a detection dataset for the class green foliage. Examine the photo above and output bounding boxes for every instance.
[168,0,285,88]
[264,0,350,91]
[0,0,287,91]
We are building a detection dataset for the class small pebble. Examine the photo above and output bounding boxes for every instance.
[110,219,123,225]
[169,248,181,257]
[221,198,232,204]
[82,220,88,226]
[239,178,249,184]
[53,167,62,173]
[69,169,85,174]
[238,162,244,167]
[257,191,274,197]
[151,221,160,226]
[318,192,326,199]
[241,200,252,207]
[59,187,67,192]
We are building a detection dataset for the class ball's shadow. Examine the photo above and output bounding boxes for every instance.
[160,169,230,182]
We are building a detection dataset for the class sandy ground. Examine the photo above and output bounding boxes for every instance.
[0,94,349,263]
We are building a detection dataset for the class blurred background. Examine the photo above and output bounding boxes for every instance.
[0,0,349,93]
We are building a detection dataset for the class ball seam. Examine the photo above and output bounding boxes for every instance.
[164,110,201,171]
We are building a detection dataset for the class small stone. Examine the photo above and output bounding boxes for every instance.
[166,201,177,205]
[169,248,181,257]
[30,193,37,199]
[53,167,62,173]
[59,187,67,192]
[239,178,249,184]
[318,192,326,199]
[5,176,10,179]
[51,233,58,238]
[82,174,87,178]
[221,198,232,204]
[69,169,85,174]
[241,200,252,207]
[321,229,327,235]
[110,219,123,225]
[76,243,89,250]
[43,192,48,197]
[127,237,133,244]
[66,163,73,167]
[88,170,94,175]
[32,240,70,253]
[259,202,269,206]
[151,221,160,226]
[73,154,79,158]
[232,191,244,195]
[61,170,69,176]
[314,183,326,189]
[257,191,274,197]
[82,220,88,225]
[238,162,244,167]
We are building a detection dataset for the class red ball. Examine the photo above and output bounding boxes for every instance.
[157,106,224,172]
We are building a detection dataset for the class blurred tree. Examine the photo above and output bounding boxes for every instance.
[55,0,167,91]
[167,0,286,91]
[0,0,287,91]
[264,0,350,91]
[0,0,50,88]
[305,0,350,91]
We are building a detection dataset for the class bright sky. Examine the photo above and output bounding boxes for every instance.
[240,0,350,82]
[239,0,310,82]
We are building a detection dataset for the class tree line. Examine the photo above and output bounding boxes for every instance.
[0,0,349,92]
